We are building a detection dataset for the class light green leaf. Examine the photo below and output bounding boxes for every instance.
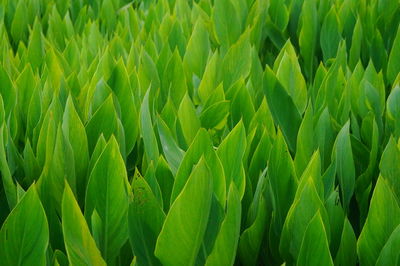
[229,80,255,129]
[297,212,333,266]
[0,64,16,118]
[294,104,315,176]
[162,49,187,108]
[87,135,107,177]
[268,129,297,235]
[85,94,118,154]
[16,65,36,126]
[280,178,329,263]
[334,218,357,266]
[349,16,363,70]
[200,100,230,130]
[379,136,400,203]
[205,184,241,266]
[268,0,289,32]
[178,93,200,146]
[0,185,48,266]
[155,157,213,266]
[212,0,241,47]
[0,125,16,209]
[217,121,247,198]
[157,117,184,175]
[320,6,342,62]
[62,183,106,266]
[387,25,400,84]
[129,171,165,266]
[386,86,400,137]
[358,176,400,266]
[299,0,318,79]
[332,121,355,213]
[276,51,308,114]
[238,195,268,266]
[10,0,28,45]
[27,19,44,70]
[183,18,210,78]
[263,66,301,152]
[198,51,219,103]
[297,150,323,199]
[85,136,129,263]
[171,129,226,207]
[63,96,89,205]
[140,89,159,164]
[108,59,139,155]
[375,224,400,266]
[221,31,252,90]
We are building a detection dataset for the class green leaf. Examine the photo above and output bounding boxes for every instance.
[379,137,400,201]
[386,86,400,137]
[22,139,40,185]
[332,121,355,213]
[144,164,163,209]
[27,19,44,70]
[128,171,165,266]
[88,135,107,177]
[62,183,106,266]
[39,125,76,211]
[297,212,333,266]
[320,6,342,62]
[140,89,159,164]
[268,129,297,234]
[299,0,318,79]
[178,93,200,146]
[0,185,48,266]
[85,94,119,154]
[217,121,247,198]
[85,136,129,263]
[229,80,255,129]
[334,218,357,266]
[268,0,289,32]
[324,191,345,259]
[108,59,139,155]
[358,176,400,266]
[157,117,184,175]
[162,49,187,108]
[10,0,29,45]
[138,50,160,96]
[294,104,315,176]
[375,224,400,266]
[297,151,323,199]
[349,16,363,69]
[171,129,226,207]
[280,178,329,263]
[387,25,400,84]
[155,157,213,266]
[200,100,230,130]
[263,66,301,152]
[205,184,241,266]
[275,49,307,114]
[221,31,252,90]
[0,125,16,209]
[238,195,268,266]
[183,18,210,78]
[155,156,175,212]
[16,65,36,126]
[0,64,16,118]
[63,96,89,205]
[212,0,241,47]
[198,51,219,103]
[315,107,334,170]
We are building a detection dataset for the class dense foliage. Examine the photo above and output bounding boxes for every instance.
[0,0,400,265]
